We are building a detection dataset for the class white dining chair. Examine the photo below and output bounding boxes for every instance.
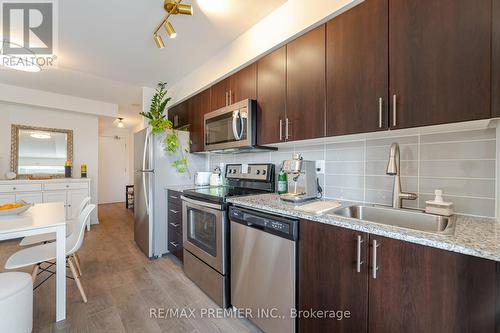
[19,196,91,247]
[5,204,96,303]
[0,272,33,333]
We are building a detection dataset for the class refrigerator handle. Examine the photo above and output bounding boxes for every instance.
[142,127,151,214]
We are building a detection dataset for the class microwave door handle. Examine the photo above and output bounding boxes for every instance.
[238,111,244,140]
[232,111,240,140]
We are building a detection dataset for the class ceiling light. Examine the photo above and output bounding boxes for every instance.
[165,1,193,15]
[117,118,124,128]
[30,132,51,139]
[164,21,177,38]
[153,0,192,47]
[154,34,165,48]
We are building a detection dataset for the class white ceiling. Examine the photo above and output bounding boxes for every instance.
[0,0,286,128]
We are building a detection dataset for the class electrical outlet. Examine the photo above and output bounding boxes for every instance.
[316,160,325,174]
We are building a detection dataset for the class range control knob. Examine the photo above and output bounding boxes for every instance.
[256,170,261,175]
[262,170,266,175]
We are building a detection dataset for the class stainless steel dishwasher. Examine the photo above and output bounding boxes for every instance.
[230,206,298,333]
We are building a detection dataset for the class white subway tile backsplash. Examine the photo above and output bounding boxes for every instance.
[210,128,497,217]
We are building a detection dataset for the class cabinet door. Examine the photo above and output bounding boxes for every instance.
[0,194,16,204]
[286,25,326,141]
[368,235,497,333]
[299,220,369,333]
[389,0,491,128]
[189,88,211,153]
[15,192,42,204]
[326,0,388,136]
[229,63,257,104]
[67,190,89,220]
[257,46,286,145]
[43,191,67,204]
[210,78,230,111]
[493,0,500,117]
[168,101,189,129]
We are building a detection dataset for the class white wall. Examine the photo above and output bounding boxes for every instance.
[169,0,361,104]
[0,102,100,223]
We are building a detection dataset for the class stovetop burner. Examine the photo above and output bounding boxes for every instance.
[182,163,276,204]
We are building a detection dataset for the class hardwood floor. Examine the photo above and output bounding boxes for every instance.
[0,203,261,333]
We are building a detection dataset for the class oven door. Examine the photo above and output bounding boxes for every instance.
[204,99,254,151]
[182,196,226,274]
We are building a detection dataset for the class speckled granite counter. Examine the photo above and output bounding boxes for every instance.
[227,194,500,262]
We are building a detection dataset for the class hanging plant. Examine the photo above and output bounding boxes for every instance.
[140,82,190,175]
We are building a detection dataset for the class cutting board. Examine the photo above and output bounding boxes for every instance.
[295,200,341,215]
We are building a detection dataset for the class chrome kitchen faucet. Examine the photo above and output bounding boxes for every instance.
[386,143,418,208]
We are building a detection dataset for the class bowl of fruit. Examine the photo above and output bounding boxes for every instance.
[0,201,32,216]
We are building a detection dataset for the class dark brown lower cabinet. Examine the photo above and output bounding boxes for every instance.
[299,220,369,333]
[299,220,499,333]
[167,190,183,263]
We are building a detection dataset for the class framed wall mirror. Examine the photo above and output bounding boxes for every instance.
[10,125,73,179]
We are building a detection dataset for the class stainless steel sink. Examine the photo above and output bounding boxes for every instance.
[330,205,455,235]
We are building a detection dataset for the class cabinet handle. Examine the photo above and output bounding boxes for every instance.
[372,239,380,279]
[378,98,383,128]
[279,119,283,141]
[225,92,228,106]
[169,209,179,214]
[169,195,179,200]
[285,118,290,140]
[229,90,233,104]
[169,241,179,248]
[392,94,397,127]
[169,222,180,227]
[356,235,364,273]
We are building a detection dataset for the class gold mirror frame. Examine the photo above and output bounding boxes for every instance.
[10,125,74,179]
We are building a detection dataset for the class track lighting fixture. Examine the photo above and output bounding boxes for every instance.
[153,0,192,48]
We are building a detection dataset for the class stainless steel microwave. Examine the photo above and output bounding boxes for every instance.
[204,99,257,152]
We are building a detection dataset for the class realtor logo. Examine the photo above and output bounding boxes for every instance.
[1,0,57,70]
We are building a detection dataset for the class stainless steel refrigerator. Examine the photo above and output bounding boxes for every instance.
[134,127,205,258]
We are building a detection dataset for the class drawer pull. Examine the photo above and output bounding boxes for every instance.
[169,223,180,228]
[169,195,179,200]
[12,187,16,190]
[169,209,179,214]
[169,241,179,248]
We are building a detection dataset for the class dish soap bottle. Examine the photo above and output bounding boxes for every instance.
[277,168,288,194]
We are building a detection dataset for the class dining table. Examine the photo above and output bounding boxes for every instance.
[0,202,66,322]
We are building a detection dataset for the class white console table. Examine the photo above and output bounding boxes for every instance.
[0,178,92,230]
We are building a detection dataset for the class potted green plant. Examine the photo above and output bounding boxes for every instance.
[140,82,191,176]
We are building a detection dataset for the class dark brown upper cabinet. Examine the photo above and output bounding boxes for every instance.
[299,220,369,333]
[210,64,257,112]
[326,0,389,136]
[168,100,189,129]
[286,25,326,141]
[493,0,500,117]
[257,46,287,145]
[368,235,497,333]
[389,0,491,129]
[189,88,211,153]
[210,78,230,111]
[230,63,257,104]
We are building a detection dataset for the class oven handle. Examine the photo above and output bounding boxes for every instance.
[181,196,223,210]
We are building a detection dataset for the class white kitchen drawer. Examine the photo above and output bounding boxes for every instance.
[0,184,42,193]
[15,193,43,204]
[0,194,16,204]
[43,182,89,191]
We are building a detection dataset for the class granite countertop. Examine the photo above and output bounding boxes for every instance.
[227,194,500,262]
[164,184,198,192]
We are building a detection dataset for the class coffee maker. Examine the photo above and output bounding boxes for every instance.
[280,154,319,203]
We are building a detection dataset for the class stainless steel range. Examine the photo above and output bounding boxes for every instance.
[181,163,275,308]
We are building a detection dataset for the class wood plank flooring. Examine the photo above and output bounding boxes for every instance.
[0,203,262,333]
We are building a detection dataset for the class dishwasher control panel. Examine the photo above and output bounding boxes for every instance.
[229,207,298,241]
